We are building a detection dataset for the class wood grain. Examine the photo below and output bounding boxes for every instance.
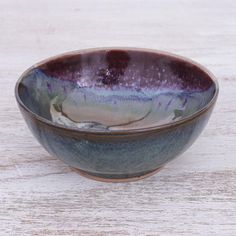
[1,0,236,235]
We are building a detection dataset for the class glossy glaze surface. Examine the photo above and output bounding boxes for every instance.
[16,48,218,180]
[18,49,215,132]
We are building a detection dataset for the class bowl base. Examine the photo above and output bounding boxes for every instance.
[71,167,163,183]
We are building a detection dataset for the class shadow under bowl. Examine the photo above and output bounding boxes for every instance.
[15,48,219,182]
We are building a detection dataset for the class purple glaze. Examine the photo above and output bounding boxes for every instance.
[39,49,214,92]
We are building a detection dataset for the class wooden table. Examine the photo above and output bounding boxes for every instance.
[1,0,236,235]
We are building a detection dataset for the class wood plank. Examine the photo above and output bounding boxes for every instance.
[0,0,236,235]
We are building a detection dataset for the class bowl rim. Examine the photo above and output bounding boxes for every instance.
[15,47,219,135]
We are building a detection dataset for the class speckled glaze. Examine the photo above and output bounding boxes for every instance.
[15,48,219,182]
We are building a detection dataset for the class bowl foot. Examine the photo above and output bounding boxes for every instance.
[71,167,163,183]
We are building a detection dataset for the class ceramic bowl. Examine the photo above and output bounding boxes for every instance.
[15,48,219,182]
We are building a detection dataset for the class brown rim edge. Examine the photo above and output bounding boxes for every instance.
[72,166,163,183]
[15,47,219,136]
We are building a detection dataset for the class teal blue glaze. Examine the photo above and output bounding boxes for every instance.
[19,103,213,178]
[19,69,215,131]
[15,48,218,180]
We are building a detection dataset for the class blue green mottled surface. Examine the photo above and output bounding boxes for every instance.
[20,103,212,178]
[16,49,218,179]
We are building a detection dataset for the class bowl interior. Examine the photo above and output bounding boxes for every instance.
[17,49,217,131]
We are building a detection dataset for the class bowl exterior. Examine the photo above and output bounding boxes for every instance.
[18,102,215,180]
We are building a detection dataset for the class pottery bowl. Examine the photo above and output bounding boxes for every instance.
[15,48,218,182]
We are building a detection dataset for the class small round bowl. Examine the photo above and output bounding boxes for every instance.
[15,48,219,182]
